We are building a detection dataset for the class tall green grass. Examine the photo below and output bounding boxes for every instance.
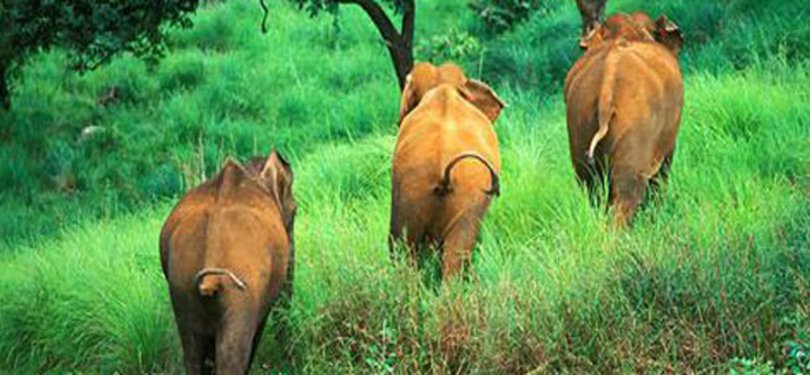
[0,212,178,373]
[1,57,807,372]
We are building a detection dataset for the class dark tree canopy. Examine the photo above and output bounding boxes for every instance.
[280,0,415,89]
[0,0,199,110]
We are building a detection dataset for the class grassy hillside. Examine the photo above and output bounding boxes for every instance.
[1,0,809,373]
[1,0,471,243]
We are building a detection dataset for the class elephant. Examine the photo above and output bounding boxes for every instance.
[575,0,607,44]
[159,151,297,374]
[390,61,506,281]
[564,12,684,226]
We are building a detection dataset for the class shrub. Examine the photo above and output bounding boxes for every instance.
[416,29,483,65]
[468,0,558,35]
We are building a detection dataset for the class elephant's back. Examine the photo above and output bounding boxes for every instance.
[564,46,608,162]
[565,41,684,155]
[394,94,498,184]
[605,42,684,143]
[162,177,288,295]
[566,41,682,104]
[160,184,216,275]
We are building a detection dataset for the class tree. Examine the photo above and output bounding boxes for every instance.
[575,0,607,36]
[275,0,414,89]
[0,0,199,111]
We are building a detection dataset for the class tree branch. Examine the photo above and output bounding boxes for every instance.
[337,0,402,48]
[259,0,270,33]
[336,0,414,88]
[401,0,415,49]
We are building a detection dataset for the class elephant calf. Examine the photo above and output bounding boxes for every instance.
[390,62,505,280]
[565,12,684,226]
[159,151,297,374]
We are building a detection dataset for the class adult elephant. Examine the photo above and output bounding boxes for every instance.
[159,151,297,374]
[564,12,684,226]
[390,62,506,281]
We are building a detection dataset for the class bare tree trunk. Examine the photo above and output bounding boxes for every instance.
[396,0,414,88]
[576,0,607,36]
[0,63,9,111]
[389,45,412,89]
[340,0,415,89]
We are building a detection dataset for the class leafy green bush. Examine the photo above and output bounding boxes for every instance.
[416,28,483,65]
[468,0,557,35]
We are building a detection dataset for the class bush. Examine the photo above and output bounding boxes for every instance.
[468,0,558,35]
[416,29,483,66]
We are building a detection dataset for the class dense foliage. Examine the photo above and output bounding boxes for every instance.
[468,0,556,34]
[0,0,198,109]
[481,0,810,91]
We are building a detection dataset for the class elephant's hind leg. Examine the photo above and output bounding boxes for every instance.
[179,330,215,375]
[389,201,429,267]
[389,222,422,267]
[440,207,486,281]
[648,148,675,200]
[610,167,647,227]
[216,312,261,374]
[388,194,403,257]
[574,157,608,207]
[247,315,270,372]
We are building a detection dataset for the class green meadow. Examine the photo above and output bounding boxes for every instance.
[1,0,808,373]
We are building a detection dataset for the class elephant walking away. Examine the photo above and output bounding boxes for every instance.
[390,62,506,280]
[564,12,684,226]
[160,151,297,374]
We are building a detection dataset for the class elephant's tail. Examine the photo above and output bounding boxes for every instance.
[436,152,500,197]
[194,267,248,297]
[587,48,619,163]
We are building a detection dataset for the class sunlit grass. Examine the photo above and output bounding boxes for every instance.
[1,57,808,372]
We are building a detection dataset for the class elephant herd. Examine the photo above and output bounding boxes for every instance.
[159,2,685,373]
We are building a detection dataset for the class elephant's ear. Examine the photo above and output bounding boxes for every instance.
[459,79,506,123]
[398,74,418,126]
[655,15,683,55]
[260,151,297,228]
